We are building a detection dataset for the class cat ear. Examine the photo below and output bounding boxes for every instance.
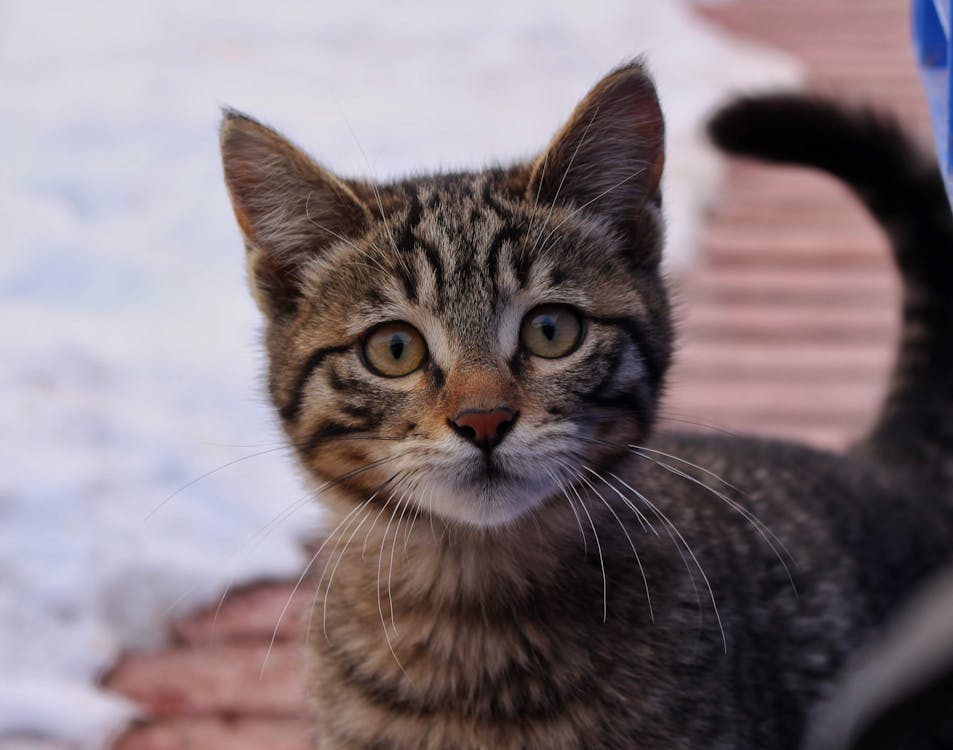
[220,110,370,317]
[527,61,665,254]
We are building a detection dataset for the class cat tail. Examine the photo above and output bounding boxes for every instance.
[707,94,953,483]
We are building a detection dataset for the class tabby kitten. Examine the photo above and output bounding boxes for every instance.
[219,62,953,749]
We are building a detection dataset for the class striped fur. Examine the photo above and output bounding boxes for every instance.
[220,66,953,748]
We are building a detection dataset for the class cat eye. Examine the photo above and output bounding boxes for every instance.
[361,321,428,377]
[520,305,584,359]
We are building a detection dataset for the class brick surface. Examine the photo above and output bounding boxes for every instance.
[102,1,929,748]
[106,641,307,718]
[171,582,309,646]
[113,718,311,750]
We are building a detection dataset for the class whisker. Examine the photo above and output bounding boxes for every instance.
[387,477,419,636]
[146,446,288,520]
[655,413,745,438]
[597,466,704,632]
[207,489,311,623]
[607,468,726,651]
[428,483,441,541]
[554,462,607,623]
[568,449,656,536]
[149,434,408,522]
[567,461,654,623]
[339,116,404,260]
[302,470,400,650]
[304,498,378,673]
[530,103,602,254]
[579,435,796,592]
[630,448,797,594]
[260,491,377,677]
[361,476,414,559]
[249,454,404,550]
[546,468,588,556]
[375,478,417,678]
[537,165,648,258]
[402,501,422,557]
[305,191,364,253]
[164,454,403,622]
[631,445,744,499]
[320,472,412,639]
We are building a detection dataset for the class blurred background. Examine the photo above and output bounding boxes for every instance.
[0,0,929,748]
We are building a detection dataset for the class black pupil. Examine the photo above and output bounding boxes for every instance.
[389,333,407,360]
[539,316,557,341]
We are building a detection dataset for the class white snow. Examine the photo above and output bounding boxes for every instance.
[0,1,799,746]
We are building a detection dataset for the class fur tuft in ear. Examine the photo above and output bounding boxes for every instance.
[219,109,369,317]
[527,60,665,259]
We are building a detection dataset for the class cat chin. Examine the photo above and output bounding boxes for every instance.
[421,473,555,529]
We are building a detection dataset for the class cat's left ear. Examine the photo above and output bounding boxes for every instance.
[527,61,665,260]
[220,110,370,318]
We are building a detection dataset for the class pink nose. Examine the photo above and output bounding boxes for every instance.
[449,408,518,450]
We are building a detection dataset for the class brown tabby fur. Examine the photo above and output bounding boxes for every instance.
[219,62,953,748]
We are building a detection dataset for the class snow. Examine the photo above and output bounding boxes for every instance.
[0,1,799,746]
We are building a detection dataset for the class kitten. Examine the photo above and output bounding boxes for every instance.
[219,62,953,749]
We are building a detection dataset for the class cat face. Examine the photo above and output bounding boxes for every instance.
[221,62,672,527]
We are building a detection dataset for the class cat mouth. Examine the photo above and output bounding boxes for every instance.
[447,453,519,490]
[472,457,511,482]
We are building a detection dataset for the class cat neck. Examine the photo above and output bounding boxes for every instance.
[315,485,591,609]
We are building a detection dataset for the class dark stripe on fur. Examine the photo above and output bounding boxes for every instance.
[419,239,445,298]
[511,245,533,289]
[487,224,524,295]
[507,351,525,378]
[586,390,653,430]
[392,186,424,302]
[341,403,382,425]
[427,362,445,390]
[328,367,377,394]
[323,634,570,723]
[589,315,665,391]
[302,420,368,458]
[396,263,418,302]
[280,345,350,422]
[399,186,423,252]
[481,181,510,219]
[577,347,624,401]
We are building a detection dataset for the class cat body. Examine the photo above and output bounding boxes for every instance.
[310,434,950,749]
[805,565,953,750]
[219,65,953,748]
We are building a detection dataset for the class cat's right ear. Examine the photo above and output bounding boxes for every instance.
[526,61,665,265]
[219,110,370,318]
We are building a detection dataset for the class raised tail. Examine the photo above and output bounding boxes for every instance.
[707,94,953,484]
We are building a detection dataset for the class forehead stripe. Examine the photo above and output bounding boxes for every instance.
[487,223,525,295]
[420,240,446,296]
[397,185,423,253]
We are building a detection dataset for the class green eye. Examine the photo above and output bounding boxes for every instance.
[520,305,583,359]
[362,322,427,377]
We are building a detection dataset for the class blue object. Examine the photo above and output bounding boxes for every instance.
[913,0,953,198]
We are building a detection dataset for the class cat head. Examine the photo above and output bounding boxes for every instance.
[220,61,672,527]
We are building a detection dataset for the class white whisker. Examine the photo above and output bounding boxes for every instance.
[608,469,726,651]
